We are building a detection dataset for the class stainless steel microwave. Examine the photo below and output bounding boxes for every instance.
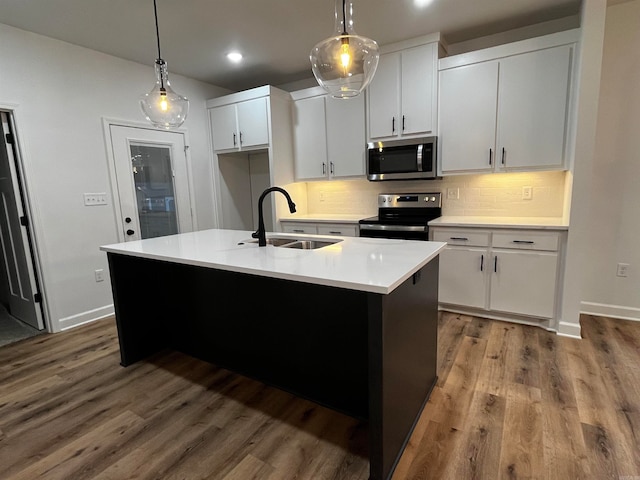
[367,137,437,181]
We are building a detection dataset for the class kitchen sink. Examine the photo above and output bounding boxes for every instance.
[280,240,339,249]
[240,237,342,249]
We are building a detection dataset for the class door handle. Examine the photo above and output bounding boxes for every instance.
[126,229,135,236]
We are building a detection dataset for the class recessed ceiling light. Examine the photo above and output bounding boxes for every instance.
[414,0,434,7]
[227,52,243,63]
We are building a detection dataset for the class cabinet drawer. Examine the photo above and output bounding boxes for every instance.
[317,224,358,237]
[492,231,560,251]
[432,229,490,247]
[281,223,318,235]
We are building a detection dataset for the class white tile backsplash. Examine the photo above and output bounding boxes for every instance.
[304,171,566,218]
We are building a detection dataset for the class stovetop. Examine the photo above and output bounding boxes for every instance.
[359,193,442,226]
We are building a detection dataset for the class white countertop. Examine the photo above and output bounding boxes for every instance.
[428,216,569,230]
[279,214,369,224]
[100,229,446,295]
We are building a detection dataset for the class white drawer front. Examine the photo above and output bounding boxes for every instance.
[281,223,318,235]
[317,224,358,237]
[492,231,560,251]
[432,229,491,247]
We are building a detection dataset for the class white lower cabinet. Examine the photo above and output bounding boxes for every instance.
[432,227,563,321]
[490,249,558,318]
[281,221,358,237]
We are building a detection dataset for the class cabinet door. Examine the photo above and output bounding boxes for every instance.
[237,97,269,149]
[490,250,558,318]
[293,96,328,180]
[210,104,238,151]
[401,43,436,136]
[326,94,366,178]
[439,61,499,174]
[497,45,572,170]
[438,247,489,309]
[367,52,400,140]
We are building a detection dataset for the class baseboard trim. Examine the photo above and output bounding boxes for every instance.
[557,321,582,339]
[580,302,640,322]
[58,305,115,332]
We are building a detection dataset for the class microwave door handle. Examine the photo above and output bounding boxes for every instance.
[416,144,423,171]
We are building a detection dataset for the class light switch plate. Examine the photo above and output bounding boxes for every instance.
[84,193,108,206]
[522,186,533,200]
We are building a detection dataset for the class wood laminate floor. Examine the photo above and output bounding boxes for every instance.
[0,313,638,479]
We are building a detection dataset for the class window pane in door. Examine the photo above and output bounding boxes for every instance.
[130,143,178,239]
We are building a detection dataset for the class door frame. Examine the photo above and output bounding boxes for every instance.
[0,103,49,331]
[102,118,198,243]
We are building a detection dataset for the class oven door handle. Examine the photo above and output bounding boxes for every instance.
[359,224,427,232]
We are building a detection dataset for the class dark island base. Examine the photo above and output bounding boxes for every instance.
[107,253,439,480]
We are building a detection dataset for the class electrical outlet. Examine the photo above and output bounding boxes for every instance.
[522,186,533,200]
[447,187,459,200]
[319,192,325,202]
[616,263,629,277]
[95,269,105,282]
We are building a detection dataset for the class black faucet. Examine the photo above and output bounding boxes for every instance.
[252,187,296,247]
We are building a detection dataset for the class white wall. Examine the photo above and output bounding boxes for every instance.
[0,23,228,332]
[558,0,607,337]
[580,0,640,321]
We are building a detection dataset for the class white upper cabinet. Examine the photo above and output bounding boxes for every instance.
[367,42,438,141]
[438,31,578,175]
[325,95,365,178]
[439,61,499,173]
[292,87,365,181]
[497,46,572,170]
[209,97,269,152]
[293,95,328,180]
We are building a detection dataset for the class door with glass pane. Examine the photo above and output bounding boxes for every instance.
[109,125,193,241]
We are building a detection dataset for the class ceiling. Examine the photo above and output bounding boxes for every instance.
[0,0,582,91]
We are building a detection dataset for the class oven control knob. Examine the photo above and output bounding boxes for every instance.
[423,197,428,202]
[430,196,436,202]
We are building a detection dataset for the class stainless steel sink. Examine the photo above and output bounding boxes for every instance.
[280,240,339,250]
[240,237,342,249]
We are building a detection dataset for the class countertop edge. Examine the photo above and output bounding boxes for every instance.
[428,217,569,230]
[101,240,447,295]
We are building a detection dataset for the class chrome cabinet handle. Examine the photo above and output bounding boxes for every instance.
[322,163,326,175]
[239,132,243,144]
[330,162,335,175]
[233,133,237,146]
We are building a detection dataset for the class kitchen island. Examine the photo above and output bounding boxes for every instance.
[101,229,445,480]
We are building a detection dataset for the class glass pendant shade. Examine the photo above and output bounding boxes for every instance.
[140,60,189,129]
[310,0,379,99]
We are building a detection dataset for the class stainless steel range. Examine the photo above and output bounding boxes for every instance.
[359,193,442,241]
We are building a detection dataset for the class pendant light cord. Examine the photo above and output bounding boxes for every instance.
[153,0,162,61]
[152,0,165,89]
[342,0,347,35]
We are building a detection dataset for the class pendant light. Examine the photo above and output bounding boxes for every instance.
[140,0,189,129]
[310,0,379,99]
